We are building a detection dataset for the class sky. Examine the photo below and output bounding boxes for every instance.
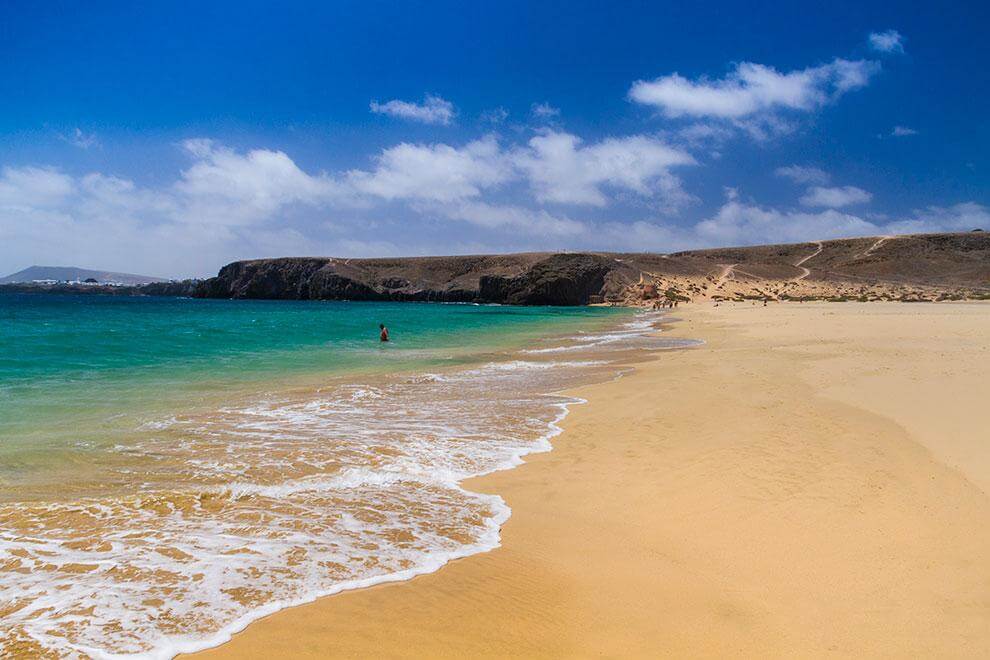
[1,1,988,278]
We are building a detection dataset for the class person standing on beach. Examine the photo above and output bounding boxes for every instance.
[379,323,389,342]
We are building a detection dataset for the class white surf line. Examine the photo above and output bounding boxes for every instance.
[791,241,824,282]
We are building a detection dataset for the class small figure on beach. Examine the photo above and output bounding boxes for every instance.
[379,323,389,342]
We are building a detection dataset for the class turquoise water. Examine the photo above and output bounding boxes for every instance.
[0,293,625,480]
[0,292,659,657]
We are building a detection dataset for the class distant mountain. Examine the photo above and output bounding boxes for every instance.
[0,266,166,286]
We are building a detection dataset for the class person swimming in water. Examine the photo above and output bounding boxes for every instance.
[379,323,389,342]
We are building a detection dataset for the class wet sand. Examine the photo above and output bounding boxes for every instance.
[192,302,990,658]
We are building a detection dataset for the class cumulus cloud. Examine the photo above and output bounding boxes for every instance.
[346,136,513,202]
[346,131,695,210]
[369,94,456,125]
[800,185,872,208]
[554,199,988,253]
[629,58,879,121]
[176,139,349,225]
[891,125,918,137]
[883,202,990,234]
[0,166,76,208]
[531,102,561,119]
[5,125,985,278]
[695,197,877,245]
[774,164,830,185]
[687,196,986,248]
[0,166,189,277]
[869,30,905,54]
[513,131,695,208]
[0,143,361,277]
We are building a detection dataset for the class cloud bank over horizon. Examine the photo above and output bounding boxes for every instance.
[3,132,985,278]
[0,17,985,279]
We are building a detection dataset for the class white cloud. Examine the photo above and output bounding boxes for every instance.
[688,196,987,248]
[695,197,877,245]
[891,125,918,137]
[59,128,99,149]
[439,201,587,236]
[0,165,199,277]
[176,139,348,225]
[369,94,456,125]
[629,58,879,120]
[5,124,985,279]
[800,185,872,208]
[621,198,990,252]
[346,136,513,202]
[513,131,695,207]
[884,202,990,234]
[531,102,561,119]
[0,166,76,208]
[775,165,830,185]
[869,30,905,54]
[0,143,362,277]
[536,200,989,253]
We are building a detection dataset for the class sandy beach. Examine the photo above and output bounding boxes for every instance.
[192,302,990,658]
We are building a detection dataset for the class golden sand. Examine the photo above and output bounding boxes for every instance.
[192,302,990,658]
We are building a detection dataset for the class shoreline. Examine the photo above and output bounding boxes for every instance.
[0,299,647,657]
[162,313,660,658]
[191,301,990,658]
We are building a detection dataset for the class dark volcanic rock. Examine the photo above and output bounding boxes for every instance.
[192,253,617,305]
[198,258,332,299]
[306,269,383,300]
[478,254,613,305]
[141,280,201,297]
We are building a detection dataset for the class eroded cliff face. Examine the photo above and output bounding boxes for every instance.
[478,254,614,305]
[193,253,617,305]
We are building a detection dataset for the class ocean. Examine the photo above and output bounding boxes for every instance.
[0,293,690,657]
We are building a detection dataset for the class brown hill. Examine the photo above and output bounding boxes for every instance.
[192,232,990,305]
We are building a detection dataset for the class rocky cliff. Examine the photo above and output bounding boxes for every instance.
[190,232,990,305]
[193,253,618,305]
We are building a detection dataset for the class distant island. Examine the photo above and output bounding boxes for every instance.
[0,265,167,286]
[2,231,988,305]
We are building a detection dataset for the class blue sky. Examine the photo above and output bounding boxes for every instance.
[1,1,987,278]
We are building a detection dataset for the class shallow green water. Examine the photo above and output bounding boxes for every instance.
[0,293,626,479]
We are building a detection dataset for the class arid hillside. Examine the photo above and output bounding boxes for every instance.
[191,232,989,305]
